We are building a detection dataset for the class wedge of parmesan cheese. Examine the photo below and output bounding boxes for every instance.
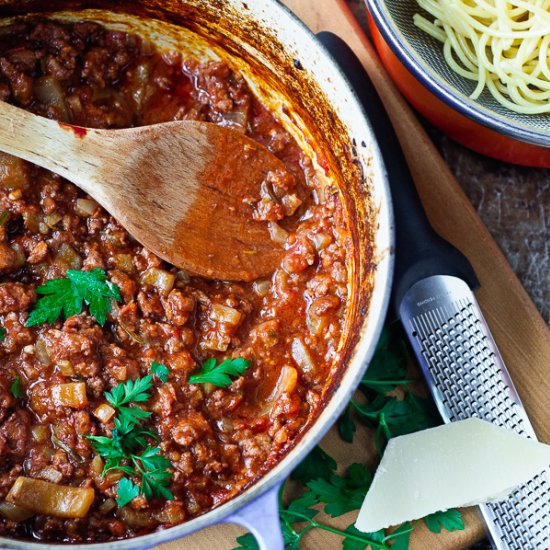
[356,418,550,533]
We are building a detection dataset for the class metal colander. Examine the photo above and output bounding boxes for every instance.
[366,0,550,147]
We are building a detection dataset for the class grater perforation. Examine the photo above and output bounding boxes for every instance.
[401,275,550,550]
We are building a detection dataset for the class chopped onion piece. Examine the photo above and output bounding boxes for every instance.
[93,403,115,423]
[291,338,315,373]
[0,501,33,521]
[104,469,124,484]
[210,304,242,326]
[7,477,95,518]
[306,308,327,336]
[57,360,75,377]
[10,243,25,270]
[267,221,289,244]
[272,365,298,398]
[33,76,71,122]
[219,110,248,133]
[98,498,116,515]
[0,152,29,190]
[201,336,229,352]
[44,213,62,228]
[155,502,185,524]
[75,198,98,217]
[35,338,51,366]
[91,455,104,476]
[252,279,271,297]
[175,269,191,287]
[117,507,157,529]
[22,211,40,233]
[51,382,88,409]
[38,467,63,484]
[55,243,82,270]
[31,425,50,443]
[311,232,332,250]
[140,268,175,296]
[281,194,302,216]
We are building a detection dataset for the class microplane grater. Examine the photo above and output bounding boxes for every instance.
[400,275,550,550]
[315,32,550,550]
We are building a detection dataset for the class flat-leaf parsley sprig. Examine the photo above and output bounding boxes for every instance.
[86,366,174,507]
[189,357,251,387]
[105,374,153,427]
[26,268,121,327]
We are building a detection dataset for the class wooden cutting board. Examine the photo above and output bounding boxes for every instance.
[159,1,550,548]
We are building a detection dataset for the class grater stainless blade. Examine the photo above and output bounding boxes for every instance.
[400,275,550,550]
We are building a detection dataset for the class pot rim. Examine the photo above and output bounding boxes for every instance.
[0,1,395,548]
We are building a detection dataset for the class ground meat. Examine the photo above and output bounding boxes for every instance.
[0,19,351,544]
[0,377,14,423]
[0,283,35,313]
[282,237,317,273]
[0,409,30,458]
[0,57,33,105]
[171,411,212,447]
[0,243,19,272]
[43,321,103,378]
[162,289,194,326]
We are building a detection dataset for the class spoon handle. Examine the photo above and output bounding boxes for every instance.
[0,100,106,195]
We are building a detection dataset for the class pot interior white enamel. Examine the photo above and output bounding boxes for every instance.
[0,1,394,548]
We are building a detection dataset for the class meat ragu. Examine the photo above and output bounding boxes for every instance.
[0,19,351,542]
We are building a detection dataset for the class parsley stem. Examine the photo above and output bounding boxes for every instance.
[278,483,302,541]
[280,510,389,549]
[382,521,416,543]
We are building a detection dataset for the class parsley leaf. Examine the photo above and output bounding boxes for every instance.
[360,327,411,394]
[285,489,319,522]
[424,510,464,534]
[10,376,23,399]
[116,477,140,507]
[189,357,251,387]
[386,521,414,549]
[106,376,153,407]
[151,361,169,383]
[233,533,259,550]
[0,327,6,342]
[306,463,372,518]
[26,268,121,327]
[342,524,386,550]
[291,445,337,484]
[338,403,357,443]
[353,391,438,454]
[85,434,126,463]
[87,375,173,506]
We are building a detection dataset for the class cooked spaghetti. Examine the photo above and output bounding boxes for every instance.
[414,0,550,114]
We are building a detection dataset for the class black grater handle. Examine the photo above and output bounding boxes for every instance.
[315,32,479,312]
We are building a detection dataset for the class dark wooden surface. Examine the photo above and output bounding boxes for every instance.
[347,0,550,325]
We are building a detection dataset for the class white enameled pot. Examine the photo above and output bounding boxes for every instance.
[0,1,394,548]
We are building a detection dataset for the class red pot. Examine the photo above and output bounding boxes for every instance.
[366,10,550,168]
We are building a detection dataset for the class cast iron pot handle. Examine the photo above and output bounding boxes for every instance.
[223,483,284,550]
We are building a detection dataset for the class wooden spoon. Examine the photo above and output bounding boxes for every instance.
[0,100,289,281]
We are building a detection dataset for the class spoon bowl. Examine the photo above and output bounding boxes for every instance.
[0,100,288,281]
